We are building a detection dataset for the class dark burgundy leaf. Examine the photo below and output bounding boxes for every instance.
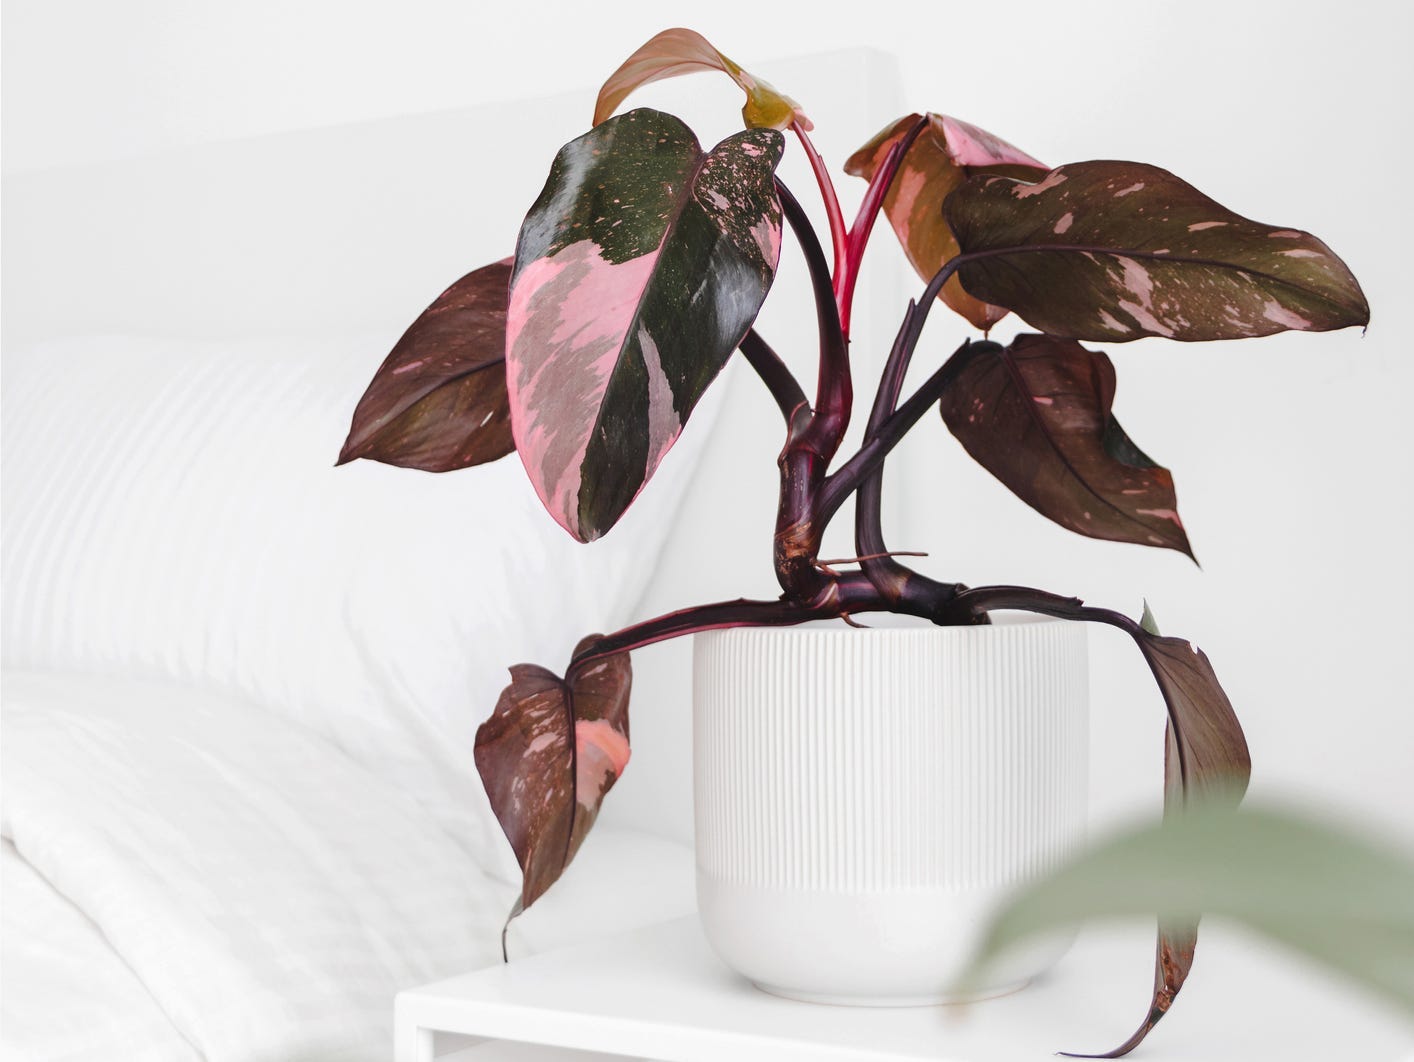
[338,259,515,471]
[939,334,1193,559]
[474,636,631,912]
[949,588,1251,1056]
[944,160,1369,341]
[1072,605,1250,1058]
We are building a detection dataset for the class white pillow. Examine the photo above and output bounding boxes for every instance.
[1,332,711,868]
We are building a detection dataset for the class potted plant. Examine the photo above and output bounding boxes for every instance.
[338,28,1367,1056]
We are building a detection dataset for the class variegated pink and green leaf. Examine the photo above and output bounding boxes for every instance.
[508,108,784,542]
[943,160,1370,341]
[474,636,632,913]
[338,259,515,471]
[939,334,1194,559]
[593,27,810,132]
[844,113,1046,331]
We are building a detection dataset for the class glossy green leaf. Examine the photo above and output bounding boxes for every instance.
[957,804,1414,1022]
[593,28,810,132]
[507,108,784,541]
[944,161,1369,341]
[338,260,514,471]
[474,636,632,914]
[845,113,1046,330]
[940,334,1193,559]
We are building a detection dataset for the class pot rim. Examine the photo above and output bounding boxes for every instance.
[695,610,1078,639]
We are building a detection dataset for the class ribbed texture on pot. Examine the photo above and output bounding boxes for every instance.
[693,621,1088,893]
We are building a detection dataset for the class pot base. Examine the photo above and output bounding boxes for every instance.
[698,877,1073,1005]
[752,978,1030,1008]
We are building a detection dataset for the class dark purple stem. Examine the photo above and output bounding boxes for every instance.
[569,571,976,674]
[820,339,993,525]
[739,328,809,427]
[841,256,974,605]
[775,179,849,457]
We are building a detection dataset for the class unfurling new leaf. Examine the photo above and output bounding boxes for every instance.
[593,27,810,132]
[939,334,1193,559]
[944,160,1369,341]
[507,108,784,542]
[845,113,1046,330]
[474,636,632,913]
[338,259,515,471]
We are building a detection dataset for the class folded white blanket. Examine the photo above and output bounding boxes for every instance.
[2,672,508,1061]
[1,838,202,1062]
[1,671,697,1061]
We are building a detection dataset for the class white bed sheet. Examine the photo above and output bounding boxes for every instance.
[1,838,202,1062]
[0,671,695,1061]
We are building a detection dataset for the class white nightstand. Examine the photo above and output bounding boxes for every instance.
[395,914,1413,1062]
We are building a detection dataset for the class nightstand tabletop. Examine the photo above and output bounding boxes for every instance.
[396,914,1412,1062]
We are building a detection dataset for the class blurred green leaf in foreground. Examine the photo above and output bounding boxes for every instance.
[957,802,1414,1017]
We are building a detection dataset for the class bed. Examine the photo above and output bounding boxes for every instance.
[0,329,703,1061]
[1,51,901,1060]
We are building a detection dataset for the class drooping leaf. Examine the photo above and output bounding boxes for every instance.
[1070,606,1249,1057]
[1093,608,1250,1057]
[1138,624,1251,808]
[944,160,1369,341]
[954,590,1253,1055]
[938,334,1194,559]
[337,259,515,471]
[956,803,1414,1019]
[507,108,784,541]
[845,113,1046,330]
[474,636,632,913]
[593,27,810,132]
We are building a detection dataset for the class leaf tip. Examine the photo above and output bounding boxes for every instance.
[1139,600,1161,636]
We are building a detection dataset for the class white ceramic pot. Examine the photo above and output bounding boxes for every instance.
[692,615,1088,1005]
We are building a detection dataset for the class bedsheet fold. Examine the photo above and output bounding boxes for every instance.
[1,671,698,1061]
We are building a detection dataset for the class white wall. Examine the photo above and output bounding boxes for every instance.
[6,0,1412,845]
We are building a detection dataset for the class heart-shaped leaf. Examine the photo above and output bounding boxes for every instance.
[939,334,1194,559]
[507,108,784,541]
[474,636,632,913]
[957,804,1414,1022]
[338,260,515,471]
[845,113,1046,330]
[593,27,810,132]
[944,160,1369,341]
